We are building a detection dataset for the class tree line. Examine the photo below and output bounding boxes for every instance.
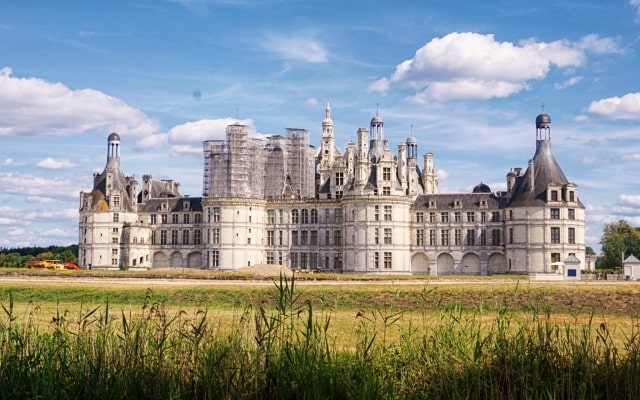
[0,245,78,268]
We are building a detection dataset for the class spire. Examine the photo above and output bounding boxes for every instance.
[322,102,334,137]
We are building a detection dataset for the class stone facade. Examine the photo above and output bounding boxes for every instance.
[79,107,585,275]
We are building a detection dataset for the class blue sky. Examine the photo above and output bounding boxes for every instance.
[1,0,640,252]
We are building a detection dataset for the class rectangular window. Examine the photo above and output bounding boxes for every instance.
[292,209,299,224]
[382,187,390,196]
[569,191,575,202]
[429,229,436,246]
[112,237,118,244]
[551,190,558,201]
[301,253,308,269]
[161,214,168,224]
[113,213,119,223]
[310,230,318,245]
[481,229,487,246]
[374,206,379,221]
[160,230,167,245]
[213,207,221,222]
[171,230,178,245]
[429,212,436,223]
[194,229,201,245]
[374,228,379,245]
[441,212,449,223]
[183,230,190,245]
[441,230,449,246]
[334,230,342,246]
[212,228,220,245]
[267,210,275,224]
[492,229,501,246]
[550,208,560,219]
[267,230,275,246]
[383,167,391,181]
[292,231,299,246]
[466,229,476,246]
[325,209,330,224]
[568,228,576,244]
[551,227,560,244]
[384,252,392,269]
[336,172,344,186]
[467,212,475,223]
[384,228,392,245]
[416,212,424,223]
[309,253,318,269]
[112,248,118,256]
[212,250,219,267]
[491,212,500,222]
[195,214,202,224]
[150,214,157,224]
[455,212,461,223]
[113,227,119,234]
[454,229,461,246]
[310,209,318,224]
[279,230,284,245]
[266,252,274,264]
[301,230,308,245]
[151,231,157,245]
[113,196,120,208]
[279,209,284,224]
[509,228,513,244]
[334,253,343,269]
[172,214,179,224]
[384,205,392,221]
[480,212,486,223]
[301,209,309,224]
[374,252,379,269]
[416,229,424,246]
[183,214,190,224]
[334,209,343,223]
[568,209,575,220]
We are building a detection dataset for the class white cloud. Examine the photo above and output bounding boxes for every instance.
[0,172,81,202]
[619,194,640,207]
[632,0,640,23]
[167,118,250,145]
[369,32,619,102]
[554,76,583,90]
[306,97,319,107]
[586,93,640,120]
[36,157,75,169]
[262,34,328,63]
[135,133,168,150]
[2,158,12,166]
[622,153,640,161]
[170,144,203,156]
[0,67,160,137]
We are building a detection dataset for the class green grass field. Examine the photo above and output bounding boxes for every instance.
[1,273,640,399]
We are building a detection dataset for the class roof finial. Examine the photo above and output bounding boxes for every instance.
[540,103,545,114]
[376,102,379,116]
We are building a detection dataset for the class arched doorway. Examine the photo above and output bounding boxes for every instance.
[153,252,168,268]
[461,253,481,275]
[437,253,454,275]
[187,252,202,268]
[411,252,430,275]
[487,253,507,274]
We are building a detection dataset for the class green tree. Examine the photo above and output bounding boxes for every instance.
[598,220,640,270]
[0,252,24,268]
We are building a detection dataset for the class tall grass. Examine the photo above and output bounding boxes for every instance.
[1,275,640,399]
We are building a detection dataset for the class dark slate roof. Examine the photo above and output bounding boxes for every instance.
[139,197,203,213]
[507,140,570,207]
[91,158,135,212]
[472,182,491,193]
[412,193,503,210]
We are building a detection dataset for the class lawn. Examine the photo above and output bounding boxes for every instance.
[1,273,640,399]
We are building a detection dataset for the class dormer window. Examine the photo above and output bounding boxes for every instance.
[113,196,120,209]
[183,201,190,211]
[551,190,558,201]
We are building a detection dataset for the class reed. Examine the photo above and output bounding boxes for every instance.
[1,275,639,399]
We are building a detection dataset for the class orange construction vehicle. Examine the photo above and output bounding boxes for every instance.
[25,260,79,270]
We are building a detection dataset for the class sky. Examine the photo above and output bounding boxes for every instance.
[1,0,640,252]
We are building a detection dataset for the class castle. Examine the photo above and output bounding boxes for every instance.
[78,106,585,275]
